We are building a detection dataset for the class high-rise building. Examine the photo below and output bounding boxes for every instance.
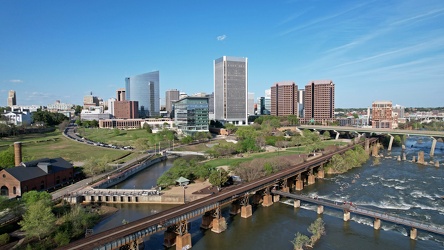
[248,92,255,116]
[116,88,126,101]
[270,81,298,117]
[264,89,271,115]
[107,98,116,115]
[372,101,393,129]
[125,71,160,118]
[298,89,305,118]
[114,101,139,119]
[303,80,335,124]
[8,90,16,107]
[165,89,180,116]
[214,56,248,125]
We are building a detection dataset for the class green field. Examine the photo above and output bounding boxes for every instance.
[0,130,133,164]
[77,128,147,147]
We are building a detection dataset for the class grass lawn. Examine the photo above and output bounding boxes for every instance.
[1,130,133,164]
[0,130,61,148]
[77,128,148,147]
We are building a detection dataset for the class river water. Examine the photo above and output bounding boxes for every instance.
[93,137,444,250]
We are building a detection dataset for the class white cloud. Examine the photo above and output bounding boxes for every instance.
[9,79,23,83]
[216,35,227,41]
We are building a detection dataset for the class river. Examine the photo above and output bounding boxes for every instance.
[92,137,444,249]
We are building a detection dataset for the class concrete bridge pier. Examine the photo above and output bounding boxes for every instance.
[365,139,370,154]
[262,194,273,207]
[402,153,406,161]
[334,130,340,140]
[317,165,325,179]
[372,143,379,157]
[176,233,192,250]
[294,200,300,208]
[373,218,381,230]
[417,151,425,165]
[273,194,280,202]
[295,174,304,191]
[410,228,417,240]
[317,205,324,214]
[343,211,351,221]
[307,169,315,185]
[241,205,252,218]
[388,134,394,151]
[211,207,227,234]
[430,137,437,157]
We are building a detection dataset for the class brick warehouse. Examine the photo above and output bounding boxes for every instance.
[0,158,74,198]
[0,142,73,198]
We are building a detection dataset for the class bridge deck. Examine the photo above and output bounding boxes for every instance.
[273,191,444,236]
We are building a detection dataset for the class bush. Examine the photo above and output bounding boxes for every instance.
[0,233,10,246]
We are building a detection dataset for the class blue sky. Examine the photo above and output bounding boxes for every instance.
[1,0,443,108]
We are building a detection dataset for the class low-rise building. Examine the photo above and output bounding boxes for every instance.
[1,111,33,126]
[0,157,74,198]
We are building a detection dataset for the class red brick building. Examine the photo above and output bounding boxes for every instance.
[372,101,393,129]
[270,81,299,117]
[303,80,335,124]
[0,158,74,198]
[114,100,139,119]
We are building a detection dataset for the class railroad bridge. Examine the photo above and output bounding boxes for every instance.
[58,138,379,250]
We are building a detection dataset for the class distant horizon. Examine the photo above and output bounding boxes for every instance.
[1,1,443,107]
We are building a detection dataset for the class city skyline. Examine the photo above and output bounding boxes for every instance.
[1,0,443,107]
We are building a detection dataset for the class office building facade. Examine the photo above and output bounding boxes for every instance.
[270,81,299,117]
[174,96,209,135]
[125,71,160,118]
[116,88,126,101]
[303,80,335,124]
[165,89,180,116]
[214,56,248,125]
[8,90,16,107]
[114,101,139,119]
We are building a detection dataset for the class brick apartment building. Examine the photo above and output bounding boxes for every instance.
[270,81,299,117]
[372,101,393,129]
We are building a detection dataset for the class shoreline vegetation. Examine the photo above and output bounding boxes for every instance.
[292,218,326,250]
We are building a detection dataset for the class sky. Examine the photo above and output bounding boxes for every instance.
[1,0,444,108]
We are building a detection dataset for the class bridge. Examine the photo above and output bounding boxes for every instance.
[272,190,444,240]
[298,125,444,156]
[59,138,378,250]
[164,150,206,156]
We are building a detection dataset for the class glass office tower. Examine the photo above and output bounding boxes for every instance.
[214,56,248,125]
[125,71,160,118]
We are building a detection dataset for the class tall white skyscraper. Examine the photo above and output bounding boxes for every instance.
[214,56,248,125]
[125,71,160,118]
[248,92,255,115]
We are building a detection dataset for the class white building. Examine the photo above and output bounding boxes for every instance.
[214,56,248,125]
[2,111,33,126]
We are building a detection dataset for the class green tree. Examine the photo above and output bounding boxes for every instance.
[322,131,331,140]
[209,169,229,187]
[291,232,310,250]
[0,146,15,168]
[54,230,70,247]
[74,105,82,116]
[287,115,299,126]
[19,200,56,240]
[22,190,52,207]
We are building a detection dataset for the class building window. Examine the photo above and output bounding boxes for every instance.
[2,174,5,178]
[13,186,16,195]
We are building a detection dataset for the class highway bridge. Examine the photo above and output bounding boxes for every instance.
[272,191,444,240]
[58,138,377,250]
[298,125,444,156]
